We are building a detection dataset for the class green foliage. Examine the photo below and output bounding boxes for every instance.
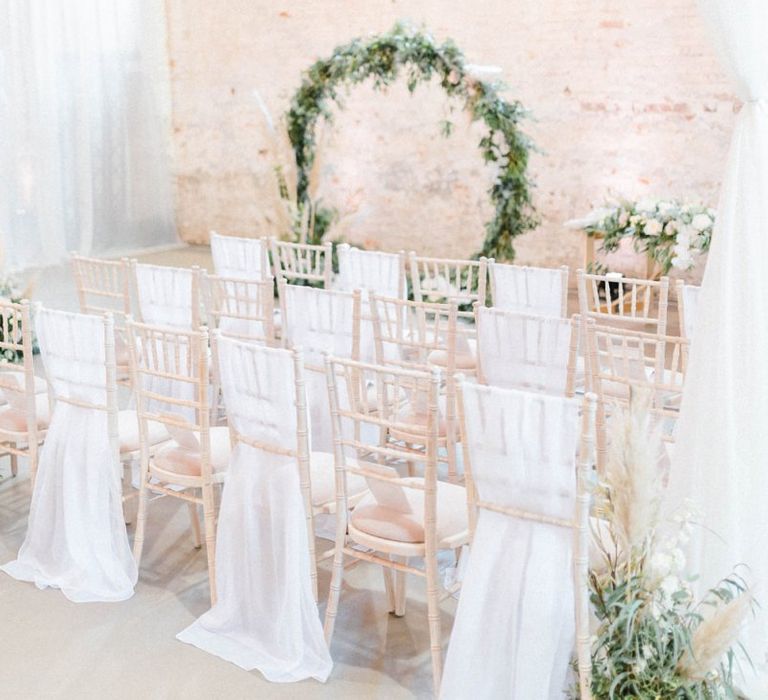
[285,23,537,261]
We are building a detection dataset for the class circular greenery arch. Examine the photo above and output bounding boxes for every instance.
[286,23,537,261]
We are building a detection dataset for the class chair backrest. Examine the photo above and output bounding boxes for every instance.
[489,262,569,317]
[456,381,595,698]
[127,320,210,461]
[475,306,578,396]
[132,262,203,330]
[214,333,318,591]
[577,269,669,334]
[269,237,333,288]
[675,280,700,340]
[205,274,276,345]
[586,322,688,461]
[325,355,442,531]
[36,308,118,436]
[409,253,487,322]
[279,282,361,371]
[335,244,406,299]
[210,232,270,280]
[0,299,39,427]
[71,254,132,319]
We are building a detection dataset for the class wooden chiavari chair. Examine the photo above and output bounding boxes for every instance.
[131,261,204,330]
[675,279,701,340]
[446,382,595,699]
[278,281,362,453]
[0,300,48,487]
[323,356,470,695]
[474,306,580,397]
[577,269,670,334]
[205,274,278,423]
[211,334,366,601]
[71,254,133,384]
[127,321,232,604]
[210,231,270,280]
[489,262,569,317]
[335,244,406,299]
[409,252,488,315]
[586,322,688,471]
[369,293,466,483]
[269,237,333,289]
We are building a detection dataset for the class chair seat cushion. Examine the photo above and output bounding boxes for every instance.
[117,410,169,453]
[0,370,48,396]
[351,477,468,544]
[152,426,231,477]
[309,451,367,507]
[428,349,476,370]
[0,393,50,433]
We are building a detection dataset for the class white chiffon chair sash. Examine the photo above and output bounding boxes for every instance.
[442,384,580,699]
[335,245,403,298]
[177,337,331,682]
[134,263,195,329]
[281,285,357,451]
[679,283,700,339]
[490,263,566,317]
[1,309,136,602]
[477,307,572,395]
[211,232,267,280]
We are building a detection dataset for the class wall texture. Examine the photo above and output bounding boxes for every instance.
[166,0,737,279]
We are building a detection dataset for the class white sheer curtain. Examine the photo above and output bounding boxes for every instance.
[670,0,768,691]
[0,0,176,271]
[177,337,332,682]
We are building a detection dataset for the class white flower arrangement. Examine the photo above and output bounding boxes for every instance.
[0,272,31,364]
[565,198,715,274]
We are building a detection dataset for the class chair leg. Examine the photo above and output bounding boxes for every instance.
[324,539,345,644]
[425,552,443,695]
[201,483,218,606]
[132,477,150,566]
[394,558,407,617]
[383,565,396,614]
[10,452,18,478]
[28,440,39,490]
[188,502,202,549]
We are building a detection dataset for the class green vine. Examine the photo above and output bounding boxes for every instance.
[286,23,537,261]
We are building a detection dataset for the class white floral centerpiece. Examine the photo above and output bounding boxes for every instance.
[565,198,715,274]
[578,390,752,698]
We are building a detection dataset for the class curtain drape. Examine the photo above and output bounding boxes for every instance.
[670,0,768,691]
[0,0,176,271]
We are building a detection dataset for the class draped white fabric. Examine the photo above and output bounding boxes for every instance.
[281,285,358,452]
[0,0,175,271]
[1,309,136,602]
[670,0,768,689]
[134,263,196,329]
[678,283,701,339]
[335,245,403,298]
[490,263,566,317]
[441,384,579,699]
[210,233,268,280]
[476,307,572,395]
[177,337,332,682]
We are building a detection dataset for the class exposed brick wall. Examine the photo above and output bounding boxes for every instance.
[166,0,737,281]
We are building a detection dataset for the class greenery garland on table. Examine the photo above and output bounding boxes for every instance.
[284,23,537,261]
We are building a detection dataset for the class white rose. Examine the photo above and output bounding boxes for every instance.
[618,211,629,227]
[691,213,711,231]
[644,219,662,236]
[665,220,677,235]
[657,201,675,215]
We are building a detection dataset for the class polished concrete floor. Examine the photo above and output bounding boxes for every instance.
[0,245,450,699]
